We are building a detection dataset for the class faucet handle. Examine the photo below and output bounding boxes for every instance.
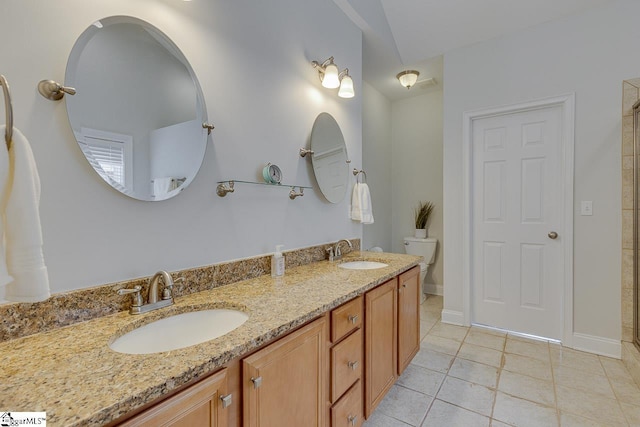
[117,285,143,307]
[327,247,334,262]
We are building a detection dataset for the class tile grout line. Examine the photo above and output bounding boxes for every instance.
[599,354,632,426]
[419,325,471,426]
[547,340,561,427]
[488,329,507,425]
[416,313,456,426]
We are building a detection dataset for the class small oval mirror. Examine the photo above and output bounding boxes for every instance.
[65,16,208,201]
[309,113,349,203]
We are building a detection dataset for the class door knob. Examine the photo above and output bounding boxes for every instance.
[548,231,558,239]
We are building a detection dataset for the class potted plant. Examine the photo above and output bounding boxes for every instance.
[413,201,434,238]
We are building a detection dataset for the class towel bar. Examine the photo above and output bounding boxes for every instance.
[0,75,13,150]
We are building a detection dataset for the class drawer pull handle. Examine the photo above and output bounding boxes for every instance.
[348,414,358,426]
[220,394,232,408]
[348,314,359,324]
[347,360,359,370]
[251,376,262,389]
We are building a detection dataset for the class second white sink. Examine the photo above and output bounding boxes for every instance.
[110,309,249,354]
[339,261,388,270]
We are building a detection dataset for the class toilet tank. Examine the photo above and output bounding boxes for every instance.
[403,237,437,264]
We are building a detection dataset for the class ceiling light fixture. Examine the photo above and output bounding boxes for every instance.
[312,57,355,98]
[396,70,420,89]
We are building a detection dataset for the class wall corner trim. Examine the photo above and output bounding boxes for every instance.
[441,309,465,326]
[571,332,622,359]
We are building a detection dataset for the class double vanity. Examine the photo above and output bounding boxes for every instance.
[0,251,420,426]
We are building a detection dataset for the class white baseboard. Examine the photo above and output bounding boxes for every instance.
[441,309,465,326]
[424,283,443,296]
[571,332,621,359]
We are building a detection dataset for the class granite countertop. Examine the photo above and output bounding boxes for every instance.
[0,251,420,426]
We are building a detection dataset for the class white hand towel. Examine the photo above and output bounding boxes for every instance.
[350,182,363,222]
[359,183,374,224]
[152,177,173,197]
[0,126,50,302]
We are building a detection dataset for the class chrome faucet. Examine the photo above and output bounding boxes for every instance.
[148,270,173,304]
[334,239,353,260]
[117,270,180,314]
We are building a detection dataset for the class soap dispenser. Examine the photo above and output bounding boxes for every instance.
[271,245,285,277]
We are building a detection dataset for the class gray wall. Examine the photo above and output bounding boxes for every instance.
[362,83,444,293]
[0,0,362,295]
[443,0,638,346]
[362,82,392,251]
[391,90,444,292]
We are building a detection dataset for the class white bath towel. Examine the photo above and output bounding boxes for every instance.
[152,177,179,197]
[0,126,50,302]
[350,182,374,224]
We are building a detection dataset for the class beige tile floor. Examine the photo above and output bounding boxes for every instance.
[363,295,640,427]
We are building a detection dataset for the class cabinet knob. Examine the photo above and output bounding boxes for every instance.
[251,376,262,389]
[348,314,358,324]
[347,360,359,370]
[220,394,232,408]
[348,414,358,426]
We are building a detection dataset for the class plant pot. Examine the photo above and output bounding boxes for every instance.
[414,229,427,239]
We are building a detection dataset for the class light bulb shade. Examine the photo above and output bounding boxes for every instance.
[397,70,419,89]
[338,75,355,98]
[322,63,340,88]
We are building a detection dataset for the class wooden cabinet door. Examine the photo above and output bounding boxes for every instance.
[364,278,397,418]
[243,316,327,427]
[398,266,420,375]
[119,368,228,427]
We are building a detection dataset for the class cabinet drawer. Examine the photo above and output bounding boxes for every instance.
[331,328,362,402]
[331,380,363,427]
[331,296,363,343]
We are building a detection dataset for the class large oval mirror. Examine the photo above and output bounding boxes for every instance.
[310,113,349,203]
[65,16,208,201]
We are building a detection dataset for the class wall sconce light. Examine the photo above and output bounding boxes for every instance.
[338,69,354,99]
[312,57,340,88]
[396,70,420,89]
[312,57,355,98]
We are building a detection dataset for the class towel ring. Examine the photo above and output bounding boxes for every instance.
[353,168,367,183]
[0,75,13,150]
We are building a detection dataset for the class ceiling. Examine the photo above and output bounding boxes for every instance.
[333,0,616,101]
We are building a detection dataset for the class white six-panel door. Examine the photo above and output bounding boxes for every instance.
[472,105,563,340]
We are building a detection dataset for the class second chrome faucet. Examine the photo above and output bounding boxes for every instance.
[327,239,354,261]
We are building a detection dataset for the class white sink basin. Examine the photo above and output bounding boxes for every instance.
[339,261,388,270]
[110,309,249,354]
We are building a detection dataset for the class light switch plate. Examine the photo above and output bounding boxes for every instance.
[581,201,593,216]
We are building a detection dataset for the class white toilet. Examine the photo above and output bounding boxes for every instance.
[403,237,438,298]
